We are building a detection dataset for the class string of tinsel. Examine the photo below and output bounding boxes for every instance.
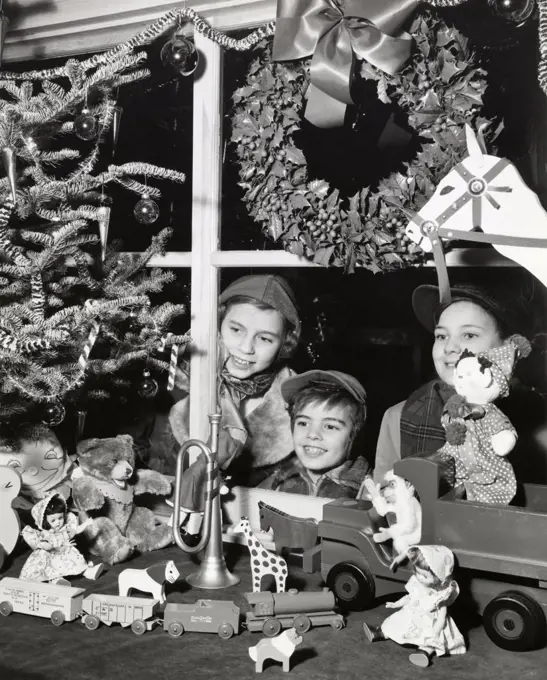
[0,0,475,82]
[0,6,275,80]
[539,0,547,96]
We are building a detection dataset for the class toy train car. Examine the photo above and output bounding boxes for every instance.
[245,588,345,636]
[163,599,240,638]
[81,593,161,635]
[0,577,86,626]
[0,577,160,635]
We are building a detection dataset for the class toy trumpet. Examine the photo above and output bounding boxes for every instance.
[172,413,239,589]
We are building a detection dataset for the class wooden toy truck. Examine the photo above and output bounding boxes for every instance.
[0,577,85,626]
[245,588,344,636]
[301,456,547,651]
[81,593,161,635]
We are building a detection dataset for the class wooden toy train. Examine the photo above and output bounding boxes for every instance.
[0,576,345,638]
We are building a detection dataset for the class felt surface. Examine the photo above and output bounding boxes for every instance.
[0,542,545,680]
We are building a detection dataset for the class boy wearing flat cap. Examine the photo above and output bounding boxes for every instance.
[258,370,371,498]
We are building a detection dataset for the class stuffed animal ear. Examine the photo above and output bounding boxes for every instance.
[76,437,102,457]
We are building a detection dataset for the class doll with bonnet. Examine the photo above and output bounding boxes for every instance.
[363,545,466,667]
[20,491,104,584]
[439,335,531,505]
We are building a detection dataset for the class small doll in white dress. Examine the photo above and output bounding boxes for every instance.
[20,492,105,584]
[362,545,466,667]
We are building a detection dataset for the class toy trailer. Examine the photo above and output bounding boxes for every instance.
[81,593,161,635]
[0,577,86,626]
[163,600,240,639]
[245,588,345,636]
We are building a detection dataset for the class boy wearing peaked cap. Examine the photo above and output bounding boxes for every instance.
[258,370,371,498]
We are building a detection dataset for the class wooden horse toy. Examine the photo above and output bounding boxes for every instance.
[406,125,547,289]
[231,517,288,593]
[258,501,319,556]
[248,628,303,673]
[0,466,21,571]
[118,560,180,604]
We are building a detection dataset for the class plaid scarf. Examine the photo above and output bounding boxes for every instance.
[400,380,456,458]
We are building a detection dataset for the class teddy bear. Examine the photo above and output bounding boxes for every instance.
[438,335,531,506]
[71,434,173,565]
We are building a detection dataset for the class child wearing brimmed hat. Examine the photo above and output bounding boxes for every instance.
[258,370,370,498]
[163,275,302,535]
[374,283,547,485]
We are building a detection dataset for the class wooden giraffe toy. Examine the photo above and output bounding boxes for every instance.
[232,517,288,593]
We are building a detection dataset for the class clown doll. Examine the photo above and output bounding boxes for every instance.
[0,424,73,505]
[439,335,531,505]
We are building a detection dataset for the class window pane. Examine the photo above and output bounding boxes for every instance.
[111,42,193,252]
[221,32,281,251]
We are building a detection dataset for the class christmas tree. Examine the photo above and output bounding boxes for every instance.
[0,29,190,436]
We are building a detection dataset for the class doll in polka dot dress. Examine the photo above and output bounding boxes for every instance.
[439,335,531,506]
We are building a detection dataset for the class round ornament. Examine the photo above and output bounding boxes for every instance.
[487,0,536,24]
[161,32,199,76]
[138,369,158,398]
[230,12,501,273]
[74,108,98,141]
[42,400,66,426]
[133,194,160,225]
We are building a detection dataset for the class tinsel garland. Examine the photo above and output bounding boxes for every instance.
[0,7,276,81]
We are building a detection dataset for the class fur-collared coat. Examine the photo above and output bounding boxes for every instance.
[149,366,295,483]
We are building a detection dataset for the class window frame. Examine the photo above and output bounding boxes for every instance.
[5,0,518,455]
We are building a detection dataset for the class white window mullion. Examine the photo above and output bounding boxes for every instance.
[188,31,223,441]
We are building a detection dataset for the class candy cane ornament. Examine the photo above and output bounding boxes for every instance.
[168,343,179,391]
[78,321,100,371]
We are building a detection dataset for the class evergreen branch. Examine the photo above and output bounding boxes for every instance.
[114,176,159,198]
[90,350,149,373]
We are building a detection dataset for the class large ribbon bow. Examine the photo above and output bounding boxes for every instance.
[273,0,418,128]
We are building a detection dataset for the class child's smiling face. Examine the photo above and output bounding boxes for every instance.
[292,400,353,476]
[220,302,285,379]
[432,301,504,386]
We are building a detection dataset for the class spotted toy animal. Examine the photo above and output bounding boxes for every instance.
[232,517,287,593]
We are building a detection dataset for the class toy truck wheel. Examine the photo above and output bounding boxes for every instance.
[50,610,65,627]
[131,619,147,636]
[483,591,546,652]
[167,621,184,638]
[262,618,282,637]
[218,623,235,639]
[330,618,344,631]
[84,614,100,631]
[0,601,13,617]
[293,615,311,634]
[326,562,376,611]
